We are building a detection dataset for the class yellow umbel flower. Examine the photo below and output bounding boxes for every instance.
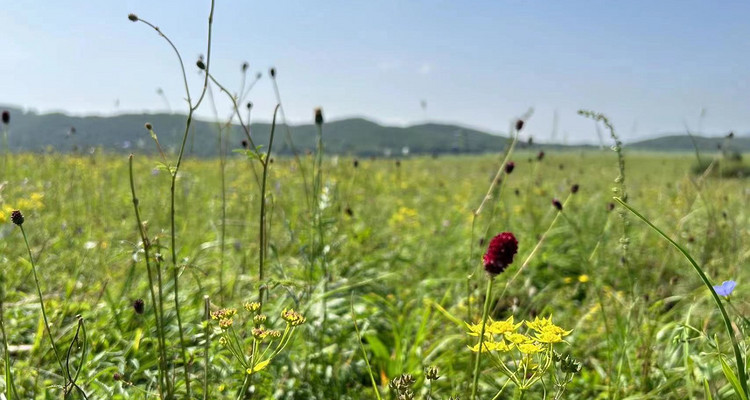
[517,342,544,354]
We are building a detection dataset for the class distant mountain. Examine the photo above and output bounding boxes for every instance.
[0,106,747,156]
[628,134,750,153]
[0,107,511,157]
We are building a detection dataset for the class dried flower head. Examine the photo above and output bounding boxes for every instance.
[353,159,359,168]
[571,184,579,194]
[241,140,249,149]
[314,107,324,125]
[219,318,233,330]
[11,210,24,226]
[515,119,524,131]
[145,122,153,131]
[133,299,145,314]
[1,110,9,124]
[269,67,276,78]
[127,13,139,22]
[483,232,518,275]
[196,56,206,70]
[537,151,545,161]
[552,198,563,211]
[505,161,515,174]
[425,366,440,381]
[113,372,123,381]
[241,62,249,72]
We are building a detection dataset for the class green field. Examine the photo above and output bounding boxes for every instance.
[0,148,748,399]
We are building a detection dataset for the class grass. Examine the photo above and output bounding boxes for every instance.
[0,148,748,398]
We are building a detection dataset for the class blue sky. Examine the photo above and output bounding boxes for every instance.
[2,1,749,143]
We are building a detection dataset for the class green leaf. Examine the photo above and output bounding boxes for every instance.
[720,355,748,400]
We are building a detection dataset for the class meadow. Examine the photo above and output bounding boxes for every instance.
[0,145,748,399]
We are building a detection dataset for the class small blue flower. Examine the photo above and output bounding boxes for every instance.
[713,280,736,297]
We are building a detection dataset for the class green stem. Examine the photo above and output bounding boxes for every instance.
[258,105,280,308]
[129,155,170,397]
[19,225,66,384]
[615,197,748,397]
[471,276,495,400]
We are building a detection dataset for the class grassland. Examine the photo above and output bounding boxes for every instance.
[0,149,748,399]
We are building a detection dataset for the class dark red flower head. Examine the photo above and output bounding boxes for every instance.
[537,151,545,161]
[571,184,579,194]
[504,161,515,174]
[515,119,524,132]
[1,110,9,125]
[483,232,518,275]
[552,198,563,211]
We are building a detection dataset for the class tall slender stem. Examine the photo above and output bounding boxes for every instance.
[129,155,170,397]
[258,105,281,307]
[19,225,66,386]
[471,276,495,400]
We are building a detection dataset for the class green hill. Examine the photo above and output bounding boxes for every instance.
[1,106,747,156]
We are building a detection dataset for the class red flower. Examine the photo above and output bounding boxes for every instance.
[483,232,518,275]
[504,161,515,174]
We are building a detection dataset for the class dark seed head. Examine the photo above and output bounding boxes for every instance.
[353,159,359,168]
[1,110,9,125]
[113,372,123,381]
[314,107,324,125]
[241,62,249,72]
[552,198,563,211]
[345,206,353,217]
[246,102,253,110]
[144,123,153,131]
[504,161,515,174]
[196,58,206,70]
[127,13,139,22]
[515,119,524,131]
[269,67,276,78]
[607,202,615,212]
[241,140,249,149]
[571,184,579,194]
[537,151,545,161]
[133,299,145,314]
[395,160,401,167]
[10,210,23,226]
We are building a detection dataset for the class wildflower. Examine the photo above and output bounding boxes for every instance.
[607,202,615,212]
[515,119,524,131]
[241,62,249,72]
[518,342,544,354]
[247,102,253,110]
[253,314,267,326]
[505,161,515,174]
[269,67,276,78]
[145,123,153,130]
[505,332,530,345]
[483,232,518,275]
[211,308,237,321]
[219,318,233,330]
[713,280,736,298]
[127,13,138,22]
[281,308,306,326]
[196,58,206,70]
[11,210,23,226]
[1,110,9,124]
[252,327,267,339]
[113,372,123,381]
[578,274,589,283]
[314,107,324,125]
[353,159,359,168]
[133,299,145,314]
[241,140,249,149]
[244,301,261,313]
[537,151,545,161]
[552,198,563,211]
[571,184,580,194]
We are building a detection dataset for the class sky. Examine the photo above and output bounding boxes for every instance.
[1,0,749,144]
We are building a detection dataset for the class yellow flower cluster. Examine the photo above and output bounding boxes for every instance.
[1,192,45,223]
[281,308,306,326]
[466,315,571,354]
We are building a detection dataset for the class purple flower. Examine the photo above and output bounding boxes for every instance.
[713,280,736,297]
